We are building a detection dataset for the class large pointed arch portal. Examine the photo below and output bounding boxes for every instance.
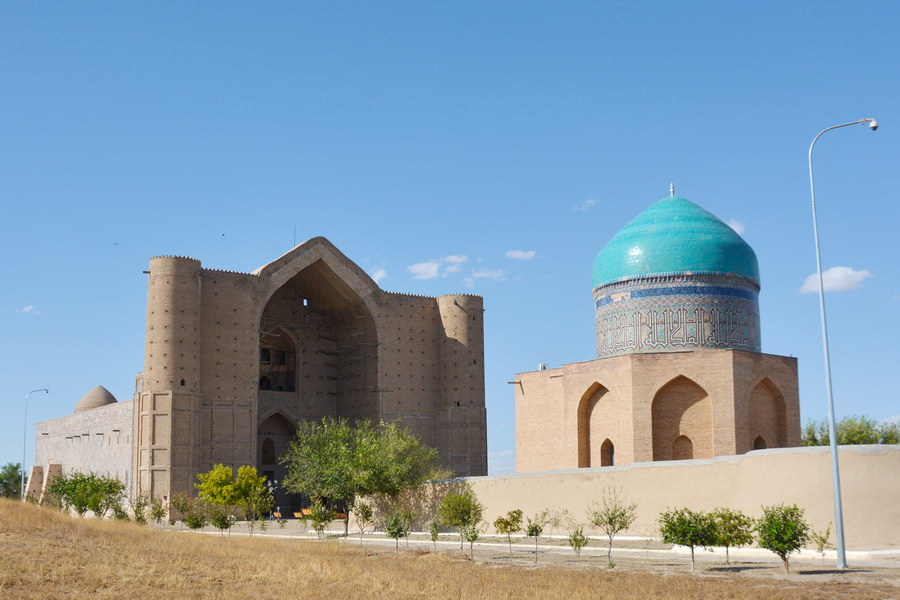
[258,258,380,424]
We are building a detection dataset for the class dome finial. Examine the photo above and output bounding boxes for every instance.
[670,182,675,197]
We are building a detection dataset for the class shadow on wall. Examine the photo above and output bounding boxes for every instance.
[369,478,471,531]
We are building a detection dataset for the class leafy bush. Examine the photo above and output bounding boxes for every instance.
[130,493,150,525]
[756,504,810,573]
[209,505,236,534]
[46,472,125,518]
[568,527,589,558]
[493,509,523,555]
[149,496,167,524]
[183,508,209,530]
[111,503,130,521]
[658,508,717,572]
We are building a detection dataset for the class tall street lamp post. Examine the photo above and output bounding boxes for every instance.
[807,117,878,569]
[21,388,49,500]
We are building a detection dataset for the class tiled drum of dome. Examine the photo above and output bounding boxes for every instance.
[593,273,760,356]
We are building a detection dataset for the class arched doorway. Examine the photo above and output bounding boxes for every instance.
[577,383,612,468]
[753,435,767,450]
[652,376,713,461]
[600,438,615,467]
[748,378,786,450]
[672,435,693,460]
[257,412,300,515]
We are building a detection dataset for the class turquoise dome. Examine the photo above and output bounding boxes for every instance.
[592,196,759,289]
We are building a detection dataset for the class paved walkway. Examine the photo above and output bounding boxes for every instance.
[156,520,900,568]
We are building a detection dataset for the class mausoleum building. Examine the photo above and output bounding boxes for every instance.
[515,192,801,472]
[32,238,487,509]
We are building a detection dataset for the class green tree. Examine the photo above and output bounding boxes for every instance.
[462,523,481,559]
[308,500,336,541]
[384,509,412,552]
[756,504,810,573]
[568,526,589,558]
[428,518,442,552]
[524,513,545,564]
[437,489,483,550]
[493,509,523,555]
[539,508,572,538]
[149,496,167,524]
[658,507,717,572]
[588,487,637,567]
[130,492,150,524]
[353,501,375,546]
[355,420,441,499]
[209,504,236,535]
[195,464,273,534]
[802,415,900,446]
[711,507,754,564]
[232,465,274,532]
[183,504,209,530]
[170,492,193,526]
[195,464,237,505]
[0,463,23,498]
[810,521,832,563]
[281,417,441,535]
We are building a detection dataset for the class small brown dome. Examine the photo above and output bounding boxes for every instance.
[74,385,117,413]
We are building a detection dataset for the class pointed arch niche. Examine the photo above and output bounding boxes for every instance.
[748,378,786,450]
[577,383,616,468]
[259,259,379,422]
[257,411,299,513]
[651,376,713,461]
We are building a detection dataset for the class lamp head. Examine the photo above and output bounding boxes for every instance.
[866,118,878,131]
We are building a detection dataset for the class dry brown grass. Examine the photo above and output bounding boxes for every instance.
[0,499,893,599]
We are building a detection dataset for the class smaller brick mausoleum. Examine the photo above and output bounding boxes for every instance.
[515,191,800,473]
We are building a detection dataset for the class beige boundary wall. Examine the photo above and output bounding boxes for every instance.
[466,445,899,549]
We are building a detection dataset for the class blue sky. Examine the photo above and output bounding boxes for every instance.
[2,2,897,475]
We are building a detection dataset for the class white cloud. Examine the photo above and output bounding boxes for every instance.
[573,199,598,211]
[370,268,387,284]
[463,277,475,288]
[407,255,469,279]
[472,268,505,280]
[407,261,440,280]
[727,219,745,235]
[882,415,900,425]
[15,305,41,315]
[505,249,536,260]
[800,266,873,293]
[442,255,468,275]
